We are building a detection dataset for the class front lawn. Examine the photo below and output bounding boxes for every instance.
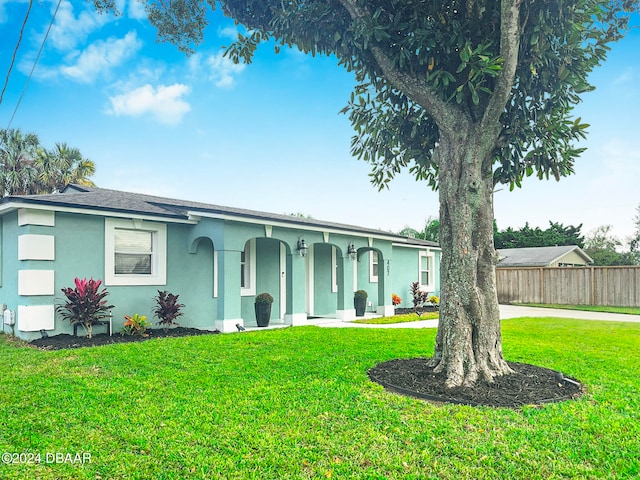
[353,312,439,324]
[1,318,639,479]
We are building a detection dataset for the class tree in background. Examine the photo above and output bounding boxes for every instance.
[124,0,639,387]
[34,143,96,193]
[585,224,640,266]
[0,128,39,196]
[399,217,439,243]
[629,204,640,254]
[0,129,95,196]
[495,221,585,249]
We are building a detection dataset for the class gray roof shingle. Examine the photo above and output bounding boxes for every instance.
[2,184,439,246]
[496,245,593,267]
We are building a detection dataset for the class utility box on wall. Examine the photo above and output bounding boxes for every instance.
[3,309,15,326]
[17,305,55,331]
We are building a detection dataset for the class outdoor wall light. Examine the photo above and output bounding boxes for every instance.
[297,239,309,257]
[347,243,357,261]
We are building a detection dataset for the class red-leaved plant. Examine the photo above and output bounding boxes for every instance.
[410,281,429,318]
[153,290,185,331]
[57,277,114,338]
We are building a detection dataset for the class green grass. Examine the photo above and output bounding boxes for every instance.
[1,318,640,479]
[353,312,439,324]
[516,303,640,315]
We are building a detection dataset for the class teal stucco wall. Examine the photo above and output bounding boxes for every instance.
[390,245,441,309]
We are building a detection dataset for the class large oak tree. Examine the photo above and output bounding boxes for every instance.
[114,0,637,387]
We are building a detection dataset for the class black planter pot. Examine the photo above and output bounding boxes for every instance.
[354,297,367,317]
[255,302,272,327]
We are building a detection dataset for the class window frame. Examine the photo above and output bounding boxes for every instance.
[418,250,435,290]
[105,218,167,286]
[240,239,256,296]
[331,246,338,293]
[369,250,379,283]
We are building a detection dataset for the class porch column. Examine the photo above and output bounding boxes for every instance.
[377,255,395,317]
[336,253,356,321]
[214,249,243,333]
[284,252,307,325]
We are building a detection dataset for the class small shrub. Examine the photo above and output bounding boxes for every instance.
[410,282,429,318]
[255,292,274,304]
[122,314,151,336]
[57,277,114,338]
[153,291,185,331]
[427,295,440,307]
[355,289,368,299]
[392,293,402,306]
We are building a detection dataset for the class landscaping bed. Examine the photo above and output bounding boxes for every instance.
[29,327,220,350]
[394,306,438,316]
[369,357,583,408]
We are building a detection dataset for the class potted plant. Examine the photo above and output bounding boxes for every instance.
[57,277,114,338]
[255,293,273,327]
[354,289,368,317]
[153,290,185,332]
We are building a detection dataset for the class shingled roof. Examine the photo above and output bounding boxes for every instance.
[1,184,439,247]
[496,245,593,267]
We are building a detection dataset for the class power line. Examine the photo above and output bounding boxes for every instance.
[7,0,63,130]
[0,0,33,106]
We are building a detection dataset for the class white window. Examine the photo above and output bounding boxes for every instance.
[105,219,166,286]
[419,251,435,289]
[369,250,379,283]
[115,229,152,274]
[331,246,338,293]
[241,239,256,296]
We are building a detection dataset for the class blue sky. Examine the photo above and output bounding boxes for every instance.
[1,1,639,244]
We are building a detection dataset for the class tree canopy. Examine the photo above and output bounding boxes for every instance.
[0,129,96,196]
[494,221,585,249]
[399,217,440,243]
[585,224,640,265]
[142,0,638,191]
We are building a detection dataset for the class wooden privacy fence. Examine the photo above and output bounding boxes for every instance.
[496,266,640,307]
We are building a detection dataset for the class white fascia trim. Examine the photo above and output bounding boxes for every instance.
[188,210,405,242]
[392,242,442,251]
[0,202,197,225]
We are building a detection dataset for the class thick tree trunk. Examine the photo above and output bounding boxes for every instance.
[429,124,513,388]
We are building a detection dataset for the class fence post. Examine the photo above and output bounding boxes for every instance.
[539,268,544,304]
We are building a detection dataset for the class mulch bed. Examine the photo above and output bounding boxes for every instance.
[29,327,221,351]
[369,358,584,408]
[395,306,438,316]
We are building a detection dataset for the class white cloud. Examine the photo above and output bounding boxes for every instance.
[218,26,240,40]
[60,31,142,83]
[107,83,191,125]
[126,0,147,20]
[188,51,246,88]
[48,0,110,51]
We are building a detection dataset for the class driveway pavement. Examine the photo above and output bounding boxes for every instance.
[317,304,640,329]
[499,304,640,323]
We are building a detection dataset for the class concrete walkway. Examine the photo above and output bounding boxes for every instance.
[499,304,640,323]
[316,305,640,329]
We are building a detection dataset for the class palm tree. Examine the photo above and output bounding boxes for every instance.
[35,143,96,193]
[1,129,96,196]
[0,129,40,196]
